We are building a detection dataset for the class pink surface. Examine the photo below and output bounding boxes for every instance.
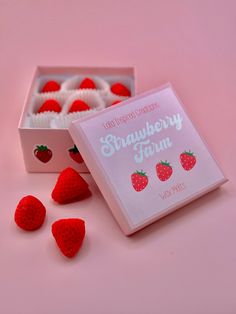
[0,1,236,313]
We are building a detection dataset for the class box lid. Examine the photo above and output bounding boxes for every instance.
[69,83,227,235]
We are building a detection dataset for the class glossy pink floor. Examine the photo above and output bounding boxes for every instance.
[1,1,236,313]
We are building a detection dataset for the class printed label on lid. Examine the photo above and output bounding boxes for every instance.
[72,85,225,228]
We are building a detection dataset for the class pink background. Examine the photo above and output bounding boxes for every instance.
[0,1,236,313]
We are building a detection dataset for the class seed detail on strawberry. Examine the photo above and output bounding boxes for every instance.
[68,145,84,164]
[14,195,46,231]
[180,150,196,171]
[34,145,52,163]
[52,218,85,258]
[156,161,173,181]
[131,170,148,192]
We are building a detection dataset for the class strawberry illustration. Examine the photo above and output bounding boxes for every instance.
[156,161,173,181]
[68,145,84,164]
[131,170,148,192]
[34,145,52,163]
[180,150,196,171]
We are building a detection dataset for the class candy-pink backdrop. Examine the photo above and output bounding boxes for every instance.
[0,1,235,313]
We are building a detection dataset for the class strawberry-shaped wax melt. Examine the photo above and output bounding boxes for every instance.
[68,100,90,113]
[41,80,60,93]
[79,78,96,89]
[37,99,61,113]
[52,218,85,258]
[111,83,131,97]
[14,195,46,231]
[51,167,91,204]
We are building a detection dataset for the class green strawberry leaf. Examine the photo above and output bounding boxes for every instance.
[36,145,48,151]
[68,144,79,153]
[135,170,147,177]
[159,160,171,167]
[183,150,195,156]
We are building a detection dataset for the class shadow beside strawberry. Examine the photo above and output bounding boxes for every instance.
[68,145,84,164]
[34,145,52,163]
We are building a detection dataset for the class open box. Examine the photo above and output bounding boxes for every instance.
[19,66,135,172]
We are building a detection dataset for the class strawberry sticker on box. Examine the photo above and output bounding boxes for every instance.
[69,84,227,235]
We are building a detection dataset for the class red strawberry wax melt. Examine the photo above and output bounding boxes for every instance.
[38,99,61,113]
[68,100,90,113]
[41,80,60,93]
[14,195,46,231]
[52,218,85,258]
[51,167,90,204]
[111,83,131,97]
[79,78,96,89]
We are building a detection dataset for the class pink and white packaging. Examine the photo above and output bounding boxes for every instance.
[69,84,227,235]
